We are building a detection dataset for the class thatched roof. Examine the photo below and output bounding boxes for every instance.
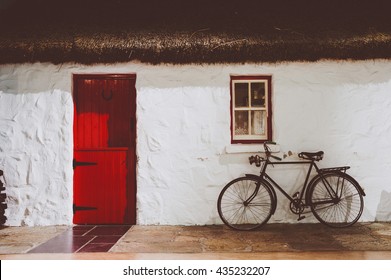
[1,0,391,65]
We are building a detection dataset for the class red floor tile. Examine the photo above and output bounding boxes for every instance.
[77,243,114,253]
[28,234,94,253]
[27,225,131,253]
[71,225,95,236]
[85,225,131,236]
[92,235,122,243]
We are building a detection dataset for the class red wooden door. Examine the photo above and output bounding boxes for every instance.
[73,74,136,224]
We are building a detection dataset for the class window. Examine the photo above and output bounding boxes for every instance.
[230,75,272,143]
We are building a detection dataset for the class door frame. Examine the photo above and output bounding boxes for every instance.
[72,73,137,224]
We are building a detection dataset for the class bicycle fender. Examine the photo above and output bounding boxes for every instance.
[245,174,277,214]
[337,172,366,196]
[305,171,366,204]
[245,174,261,180]
[324,171,366,196]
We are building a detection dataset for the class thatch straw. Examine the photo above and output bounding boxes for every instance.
[1,0,390,64]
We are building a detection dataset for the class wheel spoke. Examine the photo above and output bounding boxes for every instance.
[217,177,273,230]
[310,173,363,227]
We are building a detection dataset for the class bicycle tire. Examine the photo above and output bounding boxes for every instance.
[309,172,364,228]
[217,177,274,230]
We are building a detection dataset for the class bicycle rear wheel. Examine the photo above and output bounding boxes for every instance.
[309,172,364,228]
[217,177,274,230]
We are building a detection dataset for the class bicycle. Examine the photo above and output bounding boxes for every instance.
[217,142,365,230]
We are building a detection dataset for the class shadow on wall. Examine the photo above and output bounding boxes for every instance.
[376,190,391,221]
[0,64,72,94]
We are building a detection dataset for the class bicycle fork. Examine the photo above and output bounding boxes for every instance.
[243,182,261,206]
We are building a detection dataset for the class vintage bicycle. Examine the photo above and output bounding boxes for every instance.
[217,142,365,230]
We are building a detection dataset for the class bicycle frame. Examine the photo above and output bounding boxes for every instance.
[259,158,318,205]
[251,159,312,207]
[246,157,346,211]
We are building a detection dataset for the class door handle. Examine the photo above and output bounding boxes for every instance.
[73,159,98,169]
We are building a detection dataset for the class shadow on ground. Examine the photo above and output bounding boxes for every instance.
[110,223,391,253]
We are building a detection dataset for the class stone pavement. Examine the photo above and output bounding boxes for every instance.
[0,225,68,254]
[110,223,391,253]
[1,223,391,256]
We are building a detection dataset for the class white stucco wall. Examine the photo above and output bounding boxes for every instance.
[0,90,73,225]
[0,60,391,226]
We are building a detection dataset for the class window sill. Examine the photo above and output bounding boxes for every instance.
[225,144,280,154]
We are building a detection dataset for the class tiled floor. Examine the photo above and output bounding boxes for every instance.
[1,223,391,259]
[27,225,131,254]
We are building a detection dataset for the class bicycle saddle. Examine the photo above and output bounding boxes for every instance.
[298,151,324,161]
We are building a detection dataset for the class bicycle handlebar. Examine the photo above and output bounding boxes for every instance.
[249,142,281,166]
[263,141,282,161]
[270,154,282,161]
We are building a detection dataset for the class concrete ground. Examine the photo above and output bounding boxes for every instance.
[1,222,391,259]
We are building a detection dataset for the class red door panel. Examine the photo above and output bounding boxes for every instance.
[73,74,136,225]
[73,149,128,224]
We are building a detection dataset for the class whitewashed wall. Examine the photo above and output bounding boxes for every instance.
[0,60,390,226]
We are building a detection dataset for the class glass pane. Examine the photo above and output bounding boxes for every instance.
[251,82,265,107]
[251,111,266,136]
[235,111,249,135]
[234,83,249,107]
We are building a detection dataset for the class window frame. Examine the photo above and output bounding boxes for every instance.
[230,75,273,144]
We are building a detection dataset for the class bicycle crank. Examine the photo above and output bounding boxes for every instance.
[290,199,305,214]
[289,199,307,221]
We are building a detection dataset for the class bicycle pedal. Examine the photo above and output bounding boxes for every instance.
[297,216,306,221]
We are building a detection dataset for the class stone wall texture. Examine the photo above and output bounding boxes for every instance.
[0,60,391,226]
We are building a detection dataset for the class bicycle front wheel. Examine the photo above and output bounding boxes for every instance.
[217,177,274,230]
[309,172,364,228]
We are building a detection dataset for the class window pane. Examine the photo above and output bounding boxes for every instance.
[251,82,265,107]
[234,83,249,107]
[230,76,271,143]
[235,111,249,135]
[251,111,266,136]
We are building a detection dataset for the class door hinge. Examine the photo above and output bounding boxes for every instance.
[73,159,98,169]
[73,204,98,214]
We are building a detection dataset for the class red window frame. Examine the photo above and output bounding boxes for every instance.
[230,75,273,144]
